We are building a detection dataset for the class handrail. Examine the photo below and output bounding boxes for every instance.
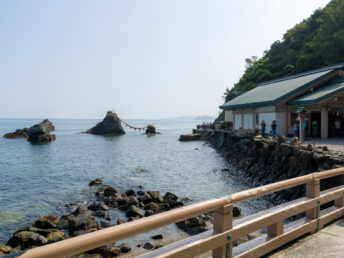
[20,167,344,258]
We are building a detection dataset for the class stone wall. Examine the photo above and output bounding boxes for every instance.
[204,131,344,205]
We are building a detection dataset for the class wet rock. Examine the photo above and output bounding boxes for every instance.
[175,216,206,235]
[125,189,136,197]
[118,195,130,206]
[7,231,48,249]
[125,205,144,218]
[3,128,29,139]
[221,168,230,171]
[46,232,65,243]
[57,215,74,230]
[128,196,139,206]
[145,210,154,217]
[147,191,164,203]
[27,119,56,144]
[102,246,121,257]
[163,192,178,202]
[233,234,255,247]
[181,197,191,202]
[146,125,156,134]
[0,245,13,254]
[138,194,152,204]
[179,134,201,141]
[104,186,120,197]
[85,111,125,136]
[233,206,241,217]
[34,214,59,229]
[151,234,163,240]
[92,210,107,218]
[144,202,167,213]
[154,244,163,249]
[118,243,131,253]
[25,226,58,237]
[72,207,90,216]
[143,242,154,250]
[117,219,125,225]
[68,215,100,235]
[89,178,103,186]
[88,201,108,211]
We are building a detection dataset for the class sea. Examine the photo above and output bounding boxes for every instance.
[0,118,271,246]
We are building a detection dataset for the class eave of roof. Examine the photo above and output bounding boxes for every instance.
[289,78,344,106]
[220,63,344,110]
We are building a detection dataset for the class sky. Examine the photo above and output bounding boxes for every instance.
[0,0,331,119]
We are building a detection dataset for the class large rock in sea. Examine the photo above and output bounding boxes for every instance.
[27,119,56,144]
[146,125,156,134]
[86,111,125,136]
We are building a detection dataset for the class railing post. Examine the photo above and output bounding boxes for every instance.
[267,221,284,238]
[212,204,233,258]
[306,178,320,232]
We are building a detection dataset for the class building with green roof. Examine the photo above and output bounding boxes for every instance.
[220,63,344,138]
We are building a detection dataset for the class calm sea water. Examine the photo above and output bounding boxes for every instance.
[0,118,271,244]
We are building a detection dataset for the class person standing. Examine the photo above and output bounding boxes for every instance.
[261,120,266,137]
[303,119,308,141]
[335,119,341,137]
[294,122,299,137]
[271,120,277,137]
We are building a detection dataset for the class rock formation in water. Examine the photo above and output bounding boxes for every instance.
[3,128,29,139]
[145,124,156,134]
[3,119,56,144]
[27,119,56,144]
[179,134,201,141]
[85,111,125,136]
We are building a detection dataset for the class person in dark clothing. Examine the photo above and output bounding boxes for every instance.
[261,120,266,137]
[271,120,277,137]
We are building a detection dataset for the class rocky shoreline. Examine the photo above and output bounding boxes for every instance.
[1,179,243,257]
[203,130,344,205]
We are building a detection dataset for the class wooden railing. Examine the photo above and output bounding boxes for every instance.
[20,168,344,258]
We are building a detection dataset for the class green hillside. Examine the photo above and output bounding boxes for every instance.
[224,0,344,102]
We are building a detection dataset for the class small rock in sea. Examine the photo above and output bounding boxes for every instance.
[151,234,163,240]
[88,201,108,211]
[101,246,121,257]
[117,219,125,225]
[179,134,201,141]
[34,214,59,229]
[89,178,103,186]
[139,185,144,189]
[145,210,154,217]
[125,189,136,197]
[154,244,163,250]
[221,168,230,171]
[104,186,120,197]
[72,207,90,216]
[181,197,191,202]
[143,242,154,250]
[118,243,131,253]
[146,124,157,134]
[233,206,241,217]
[137,190,145,196]
[125,205,144,218]
[100,221,113,228]
[195,148,198,150]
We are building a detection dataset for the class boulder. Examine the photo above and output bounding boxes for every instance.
[175,216,206,235]
[125,189,136,197]
[146,125,156,134]
[233,206,241,217]
[147,191,164,203]
[46,232,65,243]
[85,111,125,136]
[3,128,29,139]
[72,207,90,216]
[34,215,59,229]
[89,178,103,186]
[68,215,100,235]
[0,245,13,254]
[88,201,108,211]
[143,242,154,250]
[125,205,144,218]
[179,134,201,141]
[7,231,48,249]
[118,243,131,253]
[104,186,120,197]
[163,192,178,202]
[27,119,56,144]
[151,234,163,240]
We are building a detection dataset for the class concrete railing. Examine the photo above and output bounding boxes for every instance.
[20,168,344,258]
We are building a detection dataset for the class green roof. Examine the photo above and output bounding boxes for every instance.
[289,78,344,105]
[220,63,344,110]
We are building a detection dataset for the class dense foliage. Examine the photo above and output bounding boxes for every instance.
[224,0,344,102]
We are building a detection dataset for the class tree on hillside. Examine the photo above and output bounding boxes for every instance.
[223,0,344,103]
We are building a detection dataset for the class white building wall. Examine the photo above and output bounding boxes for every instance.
[276,112,287,135]
[243,114,254,129]
[234,114,242,130]
[259,112,276,133]
[224,110,234,122]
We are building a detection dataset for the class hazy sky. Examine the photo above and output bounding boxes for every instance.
[0,0,331,119]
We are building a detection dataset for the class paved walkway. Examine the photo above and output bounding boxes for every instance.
[304,137,344,153]
[268,218,344,258]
